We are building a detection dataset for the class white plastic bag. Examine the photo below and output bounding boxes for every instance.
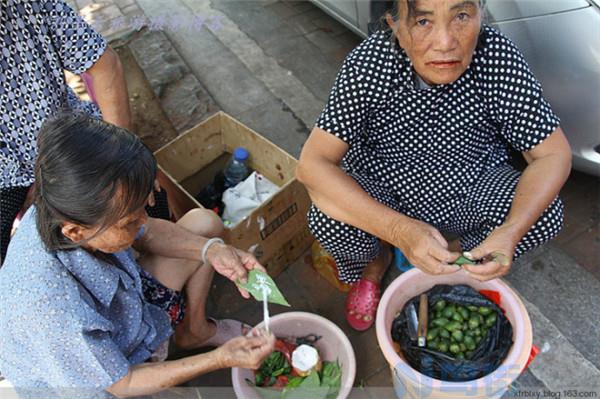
[222,172,279,225]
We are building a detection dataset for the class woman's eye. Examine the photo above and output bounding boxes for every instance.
[457,12,470,21]
[416,19,429,27]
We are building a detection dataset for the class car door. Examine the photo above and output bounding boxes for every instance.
[311,0,359,32]
[486,0,600,175]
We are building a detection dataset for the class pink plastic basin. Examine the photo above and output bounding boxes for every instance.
[232,311,356,399]
[375,269,532,399]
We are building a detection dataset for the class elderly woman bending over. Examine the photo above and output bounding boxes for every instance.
[0,114,274,397]
[297,0,571,331]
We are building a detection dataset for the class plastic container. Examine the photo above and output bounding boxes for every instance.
[224,147,250,189]
[232,312,356,399]
[311,241,353,293]
[375,269,532,399]
[393,247,415,272]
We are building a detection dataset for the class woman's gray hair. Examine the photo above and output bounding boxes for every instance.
[378,0,487,46]
[387,0,485,22]
[34,113,156,251]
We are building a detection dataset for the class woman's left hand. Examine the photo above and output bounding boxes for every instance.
[206,243,267,298]
[461,224,520,281]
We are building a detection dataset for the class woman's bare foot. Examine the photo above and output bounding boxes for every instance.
[173,318,217,349]
[174,318,252,349]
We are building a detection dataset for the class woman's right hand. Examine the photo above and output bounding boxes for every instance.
[392,218,461,275]
[107,332,274,398]
[206,244,267,299]
[215,334,276,369]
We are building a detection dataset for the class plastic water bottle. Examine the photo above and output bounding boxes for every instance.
[223,147,250,189]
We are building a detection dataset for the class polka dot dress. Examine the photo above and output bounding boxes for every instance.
[309,26,564,283]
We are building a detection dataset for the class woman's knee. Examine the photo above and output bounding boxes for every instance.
[515,197,564,257]
[534,197,565,242]
[307,205,377,256]
[307,205,346,248]
[177,208,225,239]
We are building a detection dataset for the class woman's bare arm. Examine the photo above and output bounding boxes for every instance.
[297,127,459,273]
[106,335,274,398]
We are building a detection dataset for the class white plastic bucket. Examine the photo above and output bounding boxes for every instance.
[375,269,532,399]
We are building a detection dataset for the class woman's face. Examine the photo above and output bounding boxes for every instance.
[83,205,149,253]
[61,192,153,254]
[387,0,482,85]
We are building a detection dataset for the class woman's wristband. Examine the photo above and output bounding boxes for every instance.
[201,237,225,265]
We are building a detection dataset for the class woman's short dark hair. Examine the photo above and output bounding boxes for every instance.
[383,0,484,25]
[378,0,486,48]
[34,113,156,251]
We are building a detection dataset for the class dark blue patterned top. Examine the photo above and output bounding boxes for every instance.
[0,0,106,188]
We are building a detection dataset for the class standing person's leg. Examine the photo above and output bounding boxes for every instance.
[456,165,564,258]
[155,168,195,221]
[0,186,29,265]
[145,189,171,221]
[307,172,399,331]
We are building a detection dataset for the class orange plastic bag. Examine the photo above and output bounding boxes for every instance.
[311,241,353,293]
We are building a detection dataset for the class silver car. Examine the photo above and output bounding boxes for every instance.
[310,0,600,176]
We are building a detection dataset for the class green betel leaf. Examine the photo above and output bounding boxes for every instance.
[299,371,320,388]
[454,255,476,266]
[321,361,342,387]
[320,361,342,399]
[286,376,304,389]
[238,270,290,306]
[284,372,328,399]
[251,386,285,399]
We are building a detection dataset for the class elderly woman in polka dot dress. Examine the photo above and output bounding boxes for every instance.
[297,0,572,331]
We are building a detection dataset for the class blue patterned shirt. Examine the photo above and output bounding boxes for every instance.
[0,0,106,188]
[0,208,173,396]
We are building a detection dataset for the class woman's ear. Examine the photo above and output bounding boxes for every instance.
[61,222,87,243]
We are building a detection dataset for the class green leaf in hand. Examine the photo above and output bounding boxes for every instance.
[454,255,476,266]
[238,270,290,306]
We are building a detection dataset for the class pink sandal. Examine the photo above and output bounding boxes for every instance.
[197,318,252,347]
[345,279,381,331]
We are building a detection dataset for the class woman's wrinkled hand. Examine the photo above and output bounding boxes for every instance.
[392,218,461,276]
[461,224,518,281]
[215,334,276,369]
[206,243,266,298]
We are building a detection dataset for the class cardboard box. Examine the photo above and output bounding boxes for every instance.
[154,112,313,276]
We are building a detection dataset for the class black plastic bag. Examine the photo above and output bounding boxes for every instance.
[391,284,513,382]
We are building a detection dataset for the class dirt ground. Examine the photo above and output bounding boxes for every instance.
[115,45,180,152]
[66,45,178,153]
